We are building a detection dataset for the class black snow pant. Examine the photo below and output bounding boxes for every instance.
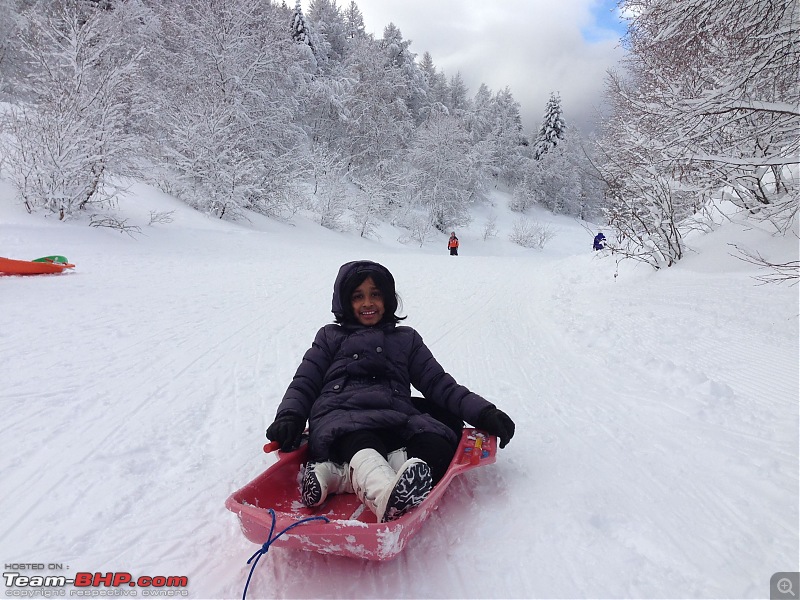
[331,398,462,485]
[449,247,458,256]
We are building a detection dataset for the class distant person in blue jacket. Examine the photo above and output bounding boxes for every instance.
[593,232,606,251]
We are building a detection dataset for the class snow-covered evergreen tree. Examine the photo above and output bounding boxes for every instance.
[464,83,492,142]
[290,0,319,71]
[512,128,604,220]
[343,0,365,40]
[489,87,528,187]
[308,0,347,71]
[290,0,311,46]
[533,92,566,160]
[416,52,450,114]
[449,72,469,114]
[379,23,427,123]
[418,51,436,83]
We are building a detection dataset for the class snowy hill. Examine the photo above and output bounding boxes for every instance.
[0,179,797,599]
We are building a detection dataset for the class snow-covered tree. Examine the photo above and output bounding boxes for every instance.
[380,23,427,122]
[418,54,451,114]
[381,23,408,66]
[343,1,365,39]
[617,0,799,233]
[407,110,477,231]
[488,87,528,187]
[464,83,494,142]
[598,154,694,269]
[308,143,348,230]
[597,0,799,268]
[597,75,696,269]
[290,0,319,71]
[0,0,27,100]
[144,0,309,219]
[290,0,311,46]
[335,35,413,171]
[418,51,436,83]
[509,217,556,249]
[513,127,604,220]
[532,92,566,160]
[462,85,527,188]
[308,0,347,68]
[1,0,144,218]
[349,164,410,238]
[482,212,498,240]
[449,72,469,114]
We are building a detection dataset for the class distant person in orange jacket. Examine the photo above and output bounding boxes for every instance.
[447,232,459,256]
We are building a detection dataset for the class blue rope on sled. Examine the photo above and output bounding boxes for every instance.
[242,509,330,600]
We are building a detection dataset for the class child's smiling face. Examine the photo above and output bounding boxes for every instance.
[350,276,385,326]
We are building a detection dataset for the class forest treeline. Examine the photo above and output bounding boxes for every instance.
[0,0,796,271]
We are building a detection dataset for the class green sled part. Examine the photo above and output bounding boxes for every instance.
[32,255,69,264]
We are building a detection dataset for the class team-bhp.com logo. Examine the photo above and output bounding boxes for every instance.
[4,566,189,597]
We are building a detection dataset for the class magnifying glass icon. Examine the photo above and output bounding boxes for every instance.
[778,578,796,597]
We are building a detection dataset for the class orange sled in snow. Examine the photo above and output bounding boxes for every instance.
[226,428,496,561]
[0,255,75,276]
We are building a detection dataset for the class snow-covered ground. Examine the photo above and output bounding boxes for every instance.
[1,179,797,599]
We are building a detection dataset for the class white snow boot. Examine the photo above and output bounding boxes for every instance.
[350,449,432,522]
[301,461,353,507]
[387,448,407,471]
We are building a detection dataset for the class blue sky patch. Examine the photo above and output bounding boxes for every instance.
[581,0,627,42]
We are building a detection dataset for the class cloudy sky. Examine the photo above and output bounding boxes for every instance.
[326,0,629,135]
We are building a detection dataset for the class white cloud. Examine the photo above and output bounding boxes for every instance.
[331,0,627,133]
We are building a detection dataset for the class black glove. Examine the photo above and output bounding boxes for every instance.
[476,407,515,449]
[266,414,305,452]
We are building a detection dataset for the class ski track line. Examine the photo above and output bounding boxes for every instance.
[102,279,330,581]
[416,263,649,595]
[0,278,284,550]
[451,262,794,596]
[408,258,686,595]
[539,270,798,594]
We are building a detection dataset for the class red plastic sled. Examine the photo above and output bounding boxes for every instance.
[226,428,496,561]
[0,256,75,276]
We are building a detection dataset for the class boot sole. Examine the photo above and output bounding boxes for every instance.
[382,461,433,522]
[301,463,323,507]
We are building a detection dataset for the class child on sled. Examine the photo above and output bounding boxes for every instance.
[266,260,515,523]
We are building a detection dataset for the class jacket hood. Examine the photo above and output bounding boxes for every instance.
[331,260,396,320]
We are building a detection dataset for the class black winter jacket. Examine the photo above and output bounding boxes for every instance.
[274,262,494,461]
